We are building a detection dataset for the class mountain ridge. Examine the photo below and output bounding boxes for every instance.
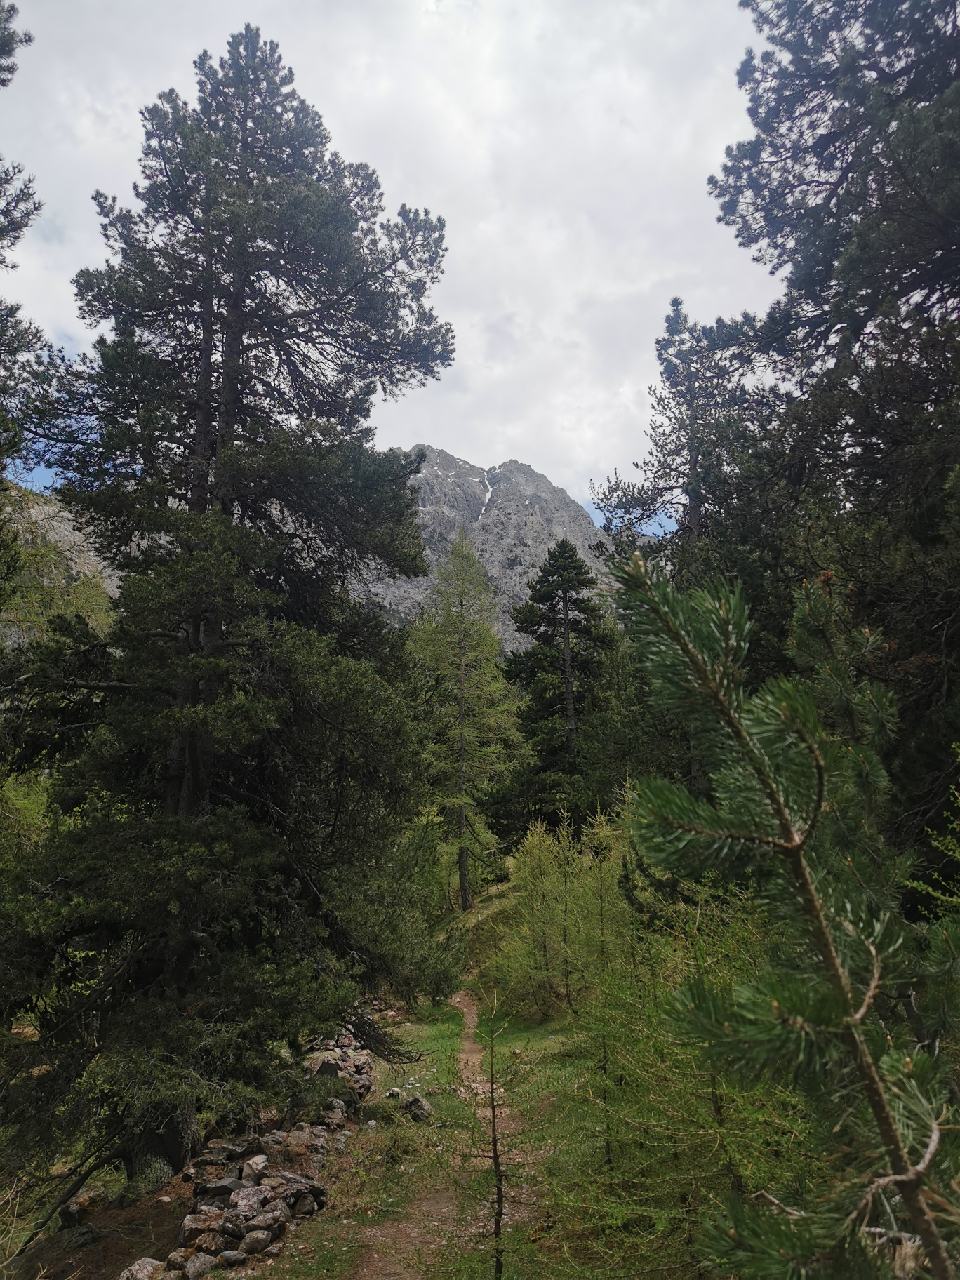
[370,443,608,644]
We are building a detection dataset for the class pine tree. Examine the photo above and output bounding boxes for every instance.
[712,0,960,343]
[1,25,453,1209]
[0,1,41,605]
[507,539,610,829]
[618,553,960,1278]
[409,532,522,910]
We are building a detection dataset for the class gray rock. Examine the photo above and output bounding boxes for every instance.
[180,1211,225,1246]
[264,1244,283,1258]
[367,446,609,646]
[220,1212,246,1239]
[183,1253,217,1280]
[119,1261,165,1280]
[240,1230,273,1254]
[241,1153,268,1182]
[228,1186,271,1215]
[403,1095,434,1122]
[217,1253,247,1268]
[192,1231,230,1254]
[245,1202,290,1234]
[196,1177,242,1202]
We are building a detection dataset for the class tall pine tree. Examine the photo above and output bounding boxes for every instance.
[507,539,610,829]
[0,1,41,602]
[2,25,453,1208]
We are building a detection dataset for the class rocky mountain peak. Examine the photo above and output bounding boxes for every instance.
[372,444,608,645]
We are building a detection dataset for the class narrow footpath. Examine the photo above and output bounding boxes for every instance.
[342,989,496,1280]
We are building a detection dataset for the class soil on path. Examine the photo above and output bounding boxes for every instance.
[344,990,489,1280]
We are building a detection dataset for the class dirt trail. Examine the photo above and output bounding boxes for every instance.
[344,990,487,1280]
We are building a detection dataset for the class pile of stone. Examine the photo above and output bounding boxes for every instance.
[116,1037,376,1280]
[303,1031,373,1102]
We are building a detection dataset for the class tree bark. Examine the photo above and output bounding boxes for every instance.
[561,589,576,766]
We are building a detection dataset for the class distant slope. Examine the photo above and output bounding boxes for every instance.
[370,445,608,644]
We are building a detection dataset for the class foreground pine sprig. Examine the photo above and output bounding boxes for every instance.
[618,554,959,1280]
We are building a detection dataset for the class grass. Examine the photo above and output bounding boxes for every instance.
[268,1000,472,1280]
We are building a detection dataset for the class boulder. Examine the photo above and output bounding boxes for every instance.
[179,1211,225,1246]
[228,1186,271,1215]
[240,1230,273,1255]
[192,1231,230,1254]
[241,1154,268,1182]
[119,1261,165,1280]
[220,1213,246,1239]
[196,1177,242,1202]
[218,1252,246,1268]
[403,1095,433,1123]
[164,1249,192,1271]
[183,1253,217,1280]
[245,1203,289,1234]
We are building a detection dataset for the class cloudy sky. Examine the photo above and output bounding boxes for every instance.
[1,0,780,506]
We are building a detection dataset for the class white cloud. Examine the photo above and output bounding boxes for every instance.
[1,0,780,501]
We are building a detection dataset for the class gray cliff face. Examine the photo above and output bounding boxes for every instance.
[370,445,607,645]
[12,448,607,649]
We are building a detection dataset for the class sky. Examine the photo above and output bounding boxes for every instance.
[1,0,781,506]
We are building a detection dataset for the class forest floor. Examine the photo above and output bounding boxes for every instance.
[10,888,578,1280]
[268,987,546,1280]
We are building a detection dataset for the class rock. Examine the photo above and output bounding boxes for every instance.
[228,1186,271,1215]
[165,1249,192,1272]
[119,1261,165,1280]
[59,1199,86,1229]
[196,1177,242,1202]
[264,1244,283,1258]
[240,1230,273,1255]
[367,445,611,645]
[217,1253,246,1268]
[220,1213,246,1239]
[180,1211,225,1246]
[207,1137,261,1159]
[385,1087,401,1100]
[192,1231,230,1254]
[183,1253,217,1280]
[403,1095,434,1122]
[292,1194,315,1217]
[322,1099,347,1128]
[241,1154,268,1182]
[245,1202,289,1234]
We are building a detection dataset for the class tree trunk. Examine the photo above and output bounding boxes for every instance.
[561,590,576,766]
[457,623,472,911]
[168,185,216,819]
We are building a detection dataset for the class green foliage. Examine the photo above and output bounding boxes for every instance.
[1,23,455,1212]
[409,533,524,909]
[618,556,960,1278]
[478,817,823,1277]
[505,539,615,829]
